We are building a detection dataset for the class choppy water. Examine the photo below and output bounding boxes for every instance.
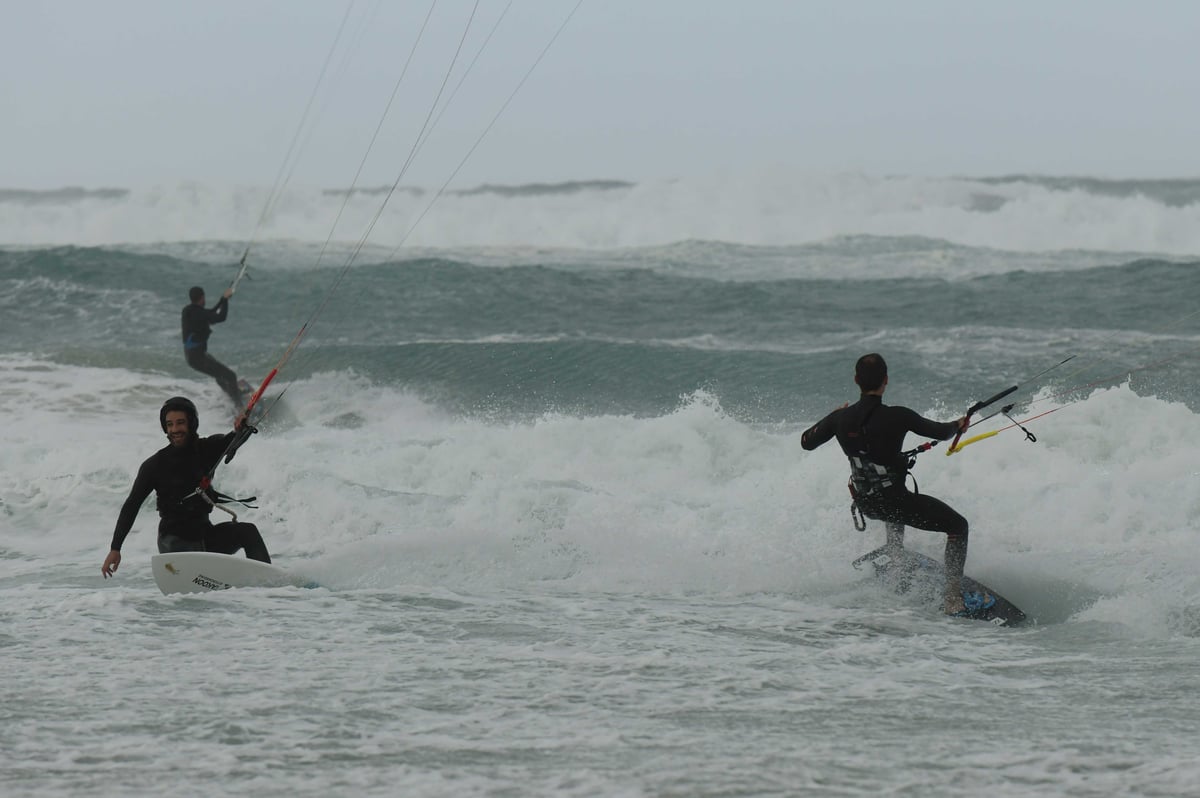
[3,173,1199,796]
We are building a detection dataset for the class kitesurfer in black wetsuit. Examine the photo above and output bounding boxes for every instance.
[800,353,985,615]
[101,396,270,578]
[182,285,245,406]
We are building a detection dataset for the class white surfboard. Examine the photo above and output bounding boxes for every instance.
[151,552,316,595]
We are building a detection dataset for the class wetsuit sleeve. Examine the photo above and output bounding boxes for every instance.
[201,432,238,471]
[899,408,960,441]
[207,296,229,325]
[110,457,156,551]
[801,408,841,450]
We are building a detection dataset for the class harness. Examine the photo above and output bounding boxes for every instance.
[181,478,258,521]
[848,455,902,497]
[845,404,901,491]
[845,403,909,530]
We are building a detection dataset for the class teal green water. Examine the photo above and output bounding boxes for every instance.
[2,243,1197,421]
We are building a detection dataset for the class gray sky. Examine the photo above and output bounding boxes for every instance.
[5,1,1200,189]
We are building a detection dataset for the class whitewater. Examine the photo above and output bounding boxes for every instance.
[2,172,1199,797]
[9,173,1200,256]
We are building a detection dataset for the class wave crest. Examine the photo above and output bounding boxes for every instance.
[4,171,1200,254]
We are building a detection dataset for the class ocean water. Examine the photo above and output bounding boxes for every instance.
[3,174,1200,797]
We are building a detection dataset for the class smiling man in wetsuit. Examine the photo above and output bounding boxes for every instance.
[182,285,245,406]
[101,396,270,579]
[800,353,986,616]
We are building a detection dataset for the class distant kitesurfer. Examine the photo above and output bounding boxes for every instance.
[182,285,245,406]
[800,353,988,616]
[101,396,270,579]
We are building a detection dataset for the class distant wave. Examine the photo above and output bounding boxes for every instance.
[322,179,634,199]
[969,175,1200,208]
[321,185,425,198]
[6,172,1200,253]
[451,180,634,197]
[0,186,129,204]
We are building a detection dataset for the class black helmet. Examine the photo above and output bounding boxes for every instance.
[188,286,205,302]
[160,396,199,434]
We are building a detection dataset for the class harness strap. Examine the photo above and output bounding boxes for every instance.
[850,499,867,531]
[180,482,257,524]
[212,490,258,509]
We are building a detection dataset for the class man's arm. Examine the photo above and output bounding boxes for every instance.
[901,408,966,441]
[201,431,238,466]
[801,407,842,451]
[103,459,156,577]
[207,295,229,325]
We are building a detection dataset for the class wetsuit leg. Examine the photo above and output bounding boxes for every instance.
[885,521,905,552]
[158,534,206,553]
[944,534,967,586]
[857,492,967,536]
[185,349,242,405]
[858,491,969,602]
[205,521,271,563]
[894,492,968,604]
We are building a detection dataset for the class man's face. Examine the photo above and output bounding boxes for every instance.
[164,410,190,446]
[194,292,206,307]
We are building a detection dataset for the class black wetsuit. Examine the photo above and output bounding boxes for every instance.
[801,393,967,574]
[181,298,241,404]
[109,433,270,562]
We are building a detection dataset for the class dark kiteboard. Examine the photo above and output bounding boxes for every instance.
[852,545,1027,627]
[233,379,283,425]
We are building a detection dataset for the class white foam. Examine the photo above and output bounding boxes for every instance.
[3,357,1197,634]
[5,172,1200,256]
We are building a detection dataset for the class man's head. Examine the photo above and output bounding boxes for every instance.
[188,286,205,305]
[855,353,888,393]
[160,396,199,446]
